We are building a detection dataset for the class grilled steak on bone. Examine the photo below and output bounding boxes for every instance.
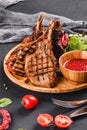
[9,15,64,87]
[25,20,62,87]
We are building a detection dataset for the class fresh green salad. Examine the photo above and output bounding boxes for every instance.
[65,34,87,52]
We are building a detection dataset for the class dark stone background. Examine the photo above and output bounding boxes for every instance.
[0,0,87,129]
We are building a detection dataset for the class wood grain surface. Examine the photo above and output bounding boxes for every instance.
[3,45,87,93]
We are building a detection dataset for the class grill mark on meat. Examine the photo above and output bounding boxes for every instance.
[34,70,55,76]
[28,58,54,76]
[10,44,37,77]
[29,64,52,72]
[36,55,39,81]
[41,54,44,80]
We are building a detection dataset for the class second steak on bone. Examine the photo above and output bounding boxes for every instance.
[25,20,60,88]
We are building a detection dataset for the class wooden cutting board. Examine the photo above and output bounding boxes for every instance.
[3,44,87,93]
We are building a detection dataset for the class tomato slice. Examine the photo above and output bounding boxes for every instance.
[7,62,13,73]
[59,33,68,48]
[37,114,53,128]
[22,37,30,44]
[8,54,16,63]
[55,114,73,129]
[7,54,16,73]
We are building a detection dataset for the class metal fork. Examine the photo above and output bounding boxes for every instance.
[52,98,87,108]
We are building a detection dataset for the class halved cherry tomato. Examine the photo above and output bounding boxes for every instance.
[37,114,53,128]
[59,33,69,48]
[22,95,38,110]
[55,114,73,129]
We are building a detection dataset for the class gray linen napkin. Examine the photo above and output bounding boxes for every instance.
[0,1,87,43]
[0,0,24,8]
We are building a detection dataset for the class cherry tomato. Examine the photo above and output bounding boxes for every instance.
[59,33,69,48]
[22,95,38,110]
[55,114,73,129]
[37,114,53,128]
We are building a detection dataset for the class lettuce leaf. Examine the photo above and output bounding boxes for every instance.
[65,35,87,52]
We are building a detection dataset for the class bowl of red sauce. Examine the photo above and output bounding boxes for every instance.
[59,50,87,83]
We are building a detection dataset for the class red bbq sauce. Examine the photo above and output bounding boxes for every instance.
[64,59,87,71]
